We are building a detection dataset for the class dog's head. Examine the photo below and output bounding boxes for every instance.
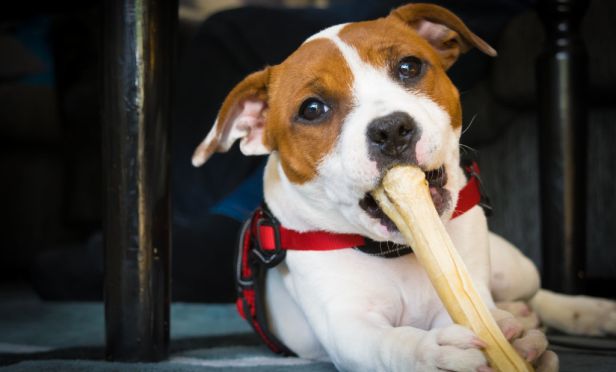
[192,3,496,242]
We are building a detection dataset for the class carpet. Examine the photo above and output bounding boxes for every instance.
[1,284,614,371]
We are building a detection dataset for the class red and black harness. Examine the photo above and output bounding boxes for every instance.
[234,161,490,355]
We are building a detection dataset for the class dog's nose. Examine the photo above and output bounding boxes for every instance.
[367,111,418,158]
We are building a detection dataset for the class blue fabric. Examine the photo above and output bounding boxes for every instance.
[14,17,54,86]
[209,162,266,222]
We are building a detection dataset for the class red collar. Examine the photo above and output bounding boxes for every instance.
[451,161,488,218]
[246,162,488,260]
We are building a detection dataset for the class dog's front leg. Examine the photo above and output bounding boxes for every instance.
[285,252,489,372]
[297,300,488,372]
[379,324,490,372]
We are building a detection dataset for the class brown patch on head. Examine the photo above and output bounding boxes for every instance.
[339,18,463,128]
[336,3,496,130]
[264,38,354,183]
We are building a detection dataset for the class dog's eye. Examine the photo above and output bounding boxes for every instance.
[397,56,423,81]
[298,98,330,122]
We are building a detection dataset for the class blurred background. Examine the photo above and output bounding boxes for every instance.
[1,0,614,304]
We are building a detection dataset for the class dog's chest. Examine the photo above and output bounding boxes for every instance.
[285,249,447,329]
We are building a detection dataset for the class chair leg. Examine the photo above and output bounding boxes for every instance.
[102,0,177,361]
[536,0,589,294]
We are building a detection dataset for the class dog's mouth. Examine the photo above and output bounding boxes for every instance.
[359,166,450,232]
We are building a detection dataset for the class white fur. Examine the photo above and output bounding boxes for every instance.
[195,17,616,372]
[192,122,219,167]
[305,24,348,44]
[530,290,616,336]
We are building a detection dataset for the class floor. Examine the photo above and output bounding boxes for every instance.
[1,283,615,371]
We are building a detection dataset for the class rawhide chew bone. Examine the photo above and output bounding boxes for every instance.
[372,166,533,372]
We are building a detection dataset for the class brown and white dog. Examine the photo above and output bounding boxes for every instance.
[192,3,616,371]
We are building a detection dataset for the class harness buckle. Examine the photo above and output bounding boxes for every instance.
[252,207,286,268]
[464,161,493,217]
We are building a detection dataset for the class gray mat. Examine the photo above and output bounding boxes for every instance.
[1,285,615,371]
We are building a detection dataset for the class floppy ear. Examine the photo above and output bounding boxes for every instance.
[390,3,497,69]
[192,67,271,167]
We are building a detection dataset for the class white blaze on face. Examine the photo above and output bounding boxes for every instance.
[265,24,463,239]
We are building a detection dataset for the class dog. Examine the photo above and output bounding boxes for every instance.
[192,3,616,371]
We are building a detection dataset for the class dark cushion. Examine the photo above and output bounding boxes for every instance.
[476,108,616,278]
[490,0,616,108]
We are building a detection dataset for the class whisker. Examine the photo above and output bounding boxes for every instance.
[461,113,478,136]
[459,143,479,155]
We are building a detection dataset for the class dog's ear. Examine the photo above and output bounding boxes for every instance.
[192,68,270,167]
[390,3,497,69]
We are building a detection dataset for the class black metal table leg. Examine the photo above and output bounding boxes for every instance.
[536,0,589,294]
[102,0,177,361]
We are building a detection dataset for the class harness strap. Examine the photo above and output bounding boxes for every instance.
[234,161,490,355]
[235,219,296,356]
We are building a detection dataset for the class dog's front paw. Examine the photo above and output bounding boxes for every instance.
[491,308,558,372]
[496,301,540,331]
[414,324,489,372]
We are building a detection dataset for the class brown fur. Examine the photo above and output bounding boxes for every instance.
[339,17,463,128]
[263,38,354,184]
